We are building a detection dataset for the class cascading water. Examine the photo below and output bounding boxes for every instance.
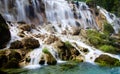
[72,2,98,29]
[98,6,120,34]
[0,0,120,69]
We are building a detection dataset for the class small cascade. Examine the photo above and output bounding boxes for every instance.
[72,2,98,29]
[6,23,21,48]
[98,6,120,34]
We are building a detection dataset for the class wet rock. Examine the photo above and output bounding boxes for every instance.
[39,59,45,65]
[42,48,57,65]
[10,40,23,49]
[0,54,8,68]
[82,48,89,53]
[4,58,19,68]
[55,41,83,62]
[45,53,57,65]
[25,56,31,63]
[18,31,26,37]
[44,35,59,44]
[0,49,22,68]
[9,50,21,61]
[0,14,11,49]
[18,24,31,31]
[22,37,40,49]
[95,54,120,66]
[70,27,80,35]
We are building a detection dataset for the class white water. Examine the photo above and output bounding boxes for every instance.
[73,2,98,29]
[0,0,120,69]
[98,6,120,34]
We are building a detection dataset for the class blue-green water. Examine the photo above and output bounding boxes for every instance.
[4,62,120,74]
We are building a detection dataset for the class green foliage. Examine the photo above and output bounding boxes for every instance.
[42,47,50,54]
[64,41,73,49]
[95,54,120,67]
[99,45,117,53]
[86,29,118,53]
[103,22,114,35]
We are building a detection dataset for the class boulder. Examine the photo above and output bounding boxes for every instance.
[0,49,22,68]
[0,54,8,68]
[45,53,57,65]
[55,41,83,62]
[22,37,40,49]
[70,27,80,35]
[18,24,31,31]
[0,14,11,49]
[42,48,57,65]
[10,40,23,49]
[4,58,19,68]
[95,54,120,66]
[9,50,21,61]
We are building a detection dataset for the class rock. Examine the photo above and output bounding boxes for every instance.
[25,56,31,63]
[18,24,31,31]
[0,70,7,74]
[0,49,22,68]
[44,35,59,44]
[0,14,11,49]
[42,48,57,65]
[70,27,80,35]
[4,58,19,68]
[95,54,120,66]
[22,37,40,49]
[0,54,8,68]
[45,53,57,65]
[39,59,45,65]
[55,41,83,62]
[10,40,23,49]
[9,50,21,61]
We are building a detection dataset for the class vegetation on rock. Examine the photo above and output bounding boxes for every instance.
[86,29,119,54]
[95,54,120,67]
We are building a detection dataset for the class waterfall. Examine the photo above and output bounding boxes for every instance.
[0,0,120,69]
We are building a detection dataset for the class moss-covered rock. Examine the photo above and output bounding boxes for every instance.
[0,54,8,68]
[95,54,120,66]
[3,58,19,68]
[99,45,117,54]
[103,22,114,35]
[0,14,11,49]
[22,37,40,49]
[9,50,21,61]
[42,48,57,65]
[10,40,23,49]
[86,29,118,54]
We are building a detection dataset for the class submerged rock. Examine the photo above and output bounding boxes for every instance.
[0,14,11,49]
[95,54,120,66]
